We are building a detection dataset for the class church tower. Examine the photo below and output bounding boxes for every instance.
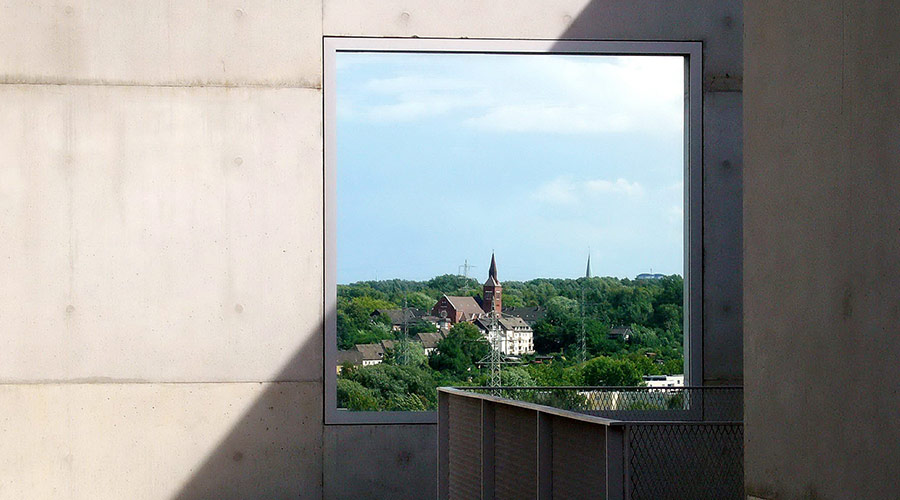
[482,253,502,314]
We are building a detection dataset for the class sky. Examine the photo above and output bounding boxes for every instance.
[336,52,685,284]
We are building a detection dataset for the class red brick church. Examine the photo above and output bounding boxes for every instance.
[431,253,503,324]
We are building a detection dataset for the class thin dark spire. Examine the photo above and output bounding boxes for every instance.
[488,253,498,281]
[585,254,592,278]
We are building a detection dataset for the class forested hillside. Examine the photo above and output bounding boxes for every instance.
[336,274,684,411]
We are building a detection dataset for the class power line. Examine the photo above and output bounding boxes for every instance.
[457,259,476,278]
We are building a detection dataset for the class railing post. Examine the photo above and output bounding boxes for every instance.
[537,412,553,499]
[606,424,626,500]
[438,389,450,500]
[481,399,495,500]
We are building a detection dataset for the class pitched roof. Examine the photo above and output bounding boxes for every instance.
[474,314,533,333]
[499,316,531,330]
[337,349,363,365]
[503,306,546,324]
[443,295,485,317]
[354,343,385,361]
[372,308,423,326]
[416,331,444,349]
[609,327,633,338]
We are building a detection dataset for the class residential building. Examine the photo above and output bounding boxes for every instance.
[336,350,363,374]
[502,306,546,325]
[354,343,385,366]
[608,326,633,341]
[416,331,445,355]
[371,307,424,332]
[474,315,535,357]
[643,374,684,387]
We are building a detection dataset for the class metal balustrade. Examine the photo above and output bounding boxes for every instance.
[438,386,743,500]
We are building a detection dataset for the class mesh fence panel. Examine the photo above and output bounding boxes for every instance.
[627,423,744,500]
[443,387,743,500]
[494,405,538,500]
[448,396,482,500]
[551,417,607,500]
[466,387,742,421]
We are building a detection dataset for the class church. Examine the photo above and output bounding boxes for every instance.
[431,254,535,357]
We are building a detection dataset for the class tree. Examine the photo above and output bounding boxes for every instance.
[533,296,579,353]
[426,274,479,294]
[581,357,643,386]
[407,319,438,335]
[404,291,436,311]
[337,379,380,411]
[341,363,439,410]
[429,322,489,377]
[386,340,427,367]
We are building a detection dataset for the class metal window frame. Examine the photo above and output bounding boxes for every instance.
[324,37,703,425]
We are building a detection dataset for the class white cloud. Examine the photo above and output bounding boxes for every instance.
[339,53,684,135]
[585,178,644,197]
[534,177,579,204]
[533,176,644,204]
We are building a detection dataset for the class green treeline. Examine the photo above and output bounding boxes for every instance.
[336,274,684,411]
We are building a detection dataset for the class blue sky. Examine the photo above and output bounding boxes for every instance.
[336,52,684,283]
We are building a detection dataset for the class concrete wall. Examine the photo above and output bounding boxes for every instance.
[0,1,324,498]
[744,1,900,498]
[0,1,742,499]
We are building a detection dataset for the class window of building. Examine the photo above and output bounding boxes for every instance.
[325,38,702,424]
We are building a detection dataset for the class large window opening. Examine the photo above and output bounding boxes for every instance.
[325,39,702,424]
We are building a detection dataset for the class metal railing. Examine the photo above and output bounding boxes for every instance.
[438,386,743,500]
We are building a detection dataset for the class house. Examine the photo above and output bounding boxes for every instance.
[502,306,546,325]
[608,326,632,341]
[416,331,445,355]
[643,374,684,388]
[354,343,385,366]
[336,349,363,374]
[370,308,424,332]
[474,315,535,357]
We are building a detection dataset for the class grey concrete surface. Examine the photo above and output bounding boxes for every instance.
[1,1,326,497]
[324,424,437,500]
[744,1,900,498]
[0,0,744,498]
[0,0,322,87]
[0,84,323,384]
[0,381,322,499]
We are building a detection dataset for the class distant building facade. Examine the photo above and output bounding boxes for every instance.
[609,326,633,341]
[643,374,684,387]
[475,254,535,357]
[354,343,385,366]
[502,306,546,325]
[474,315,535,357]
[431,295,485,324]
[416,331,445,355]
[370,307,440,333]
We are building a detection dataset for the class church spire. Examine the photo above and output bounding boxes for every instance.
[585,254,592,278]
[488,253,498,282]
[482,253,502,314]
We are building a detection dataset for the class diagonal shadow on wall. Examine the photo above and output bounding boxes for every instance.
[170,310,326,499]
[169,2,742,497]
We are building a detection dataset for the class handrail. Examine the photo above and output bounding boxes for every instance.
[449,385,743,390]
[438,387,625,427]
